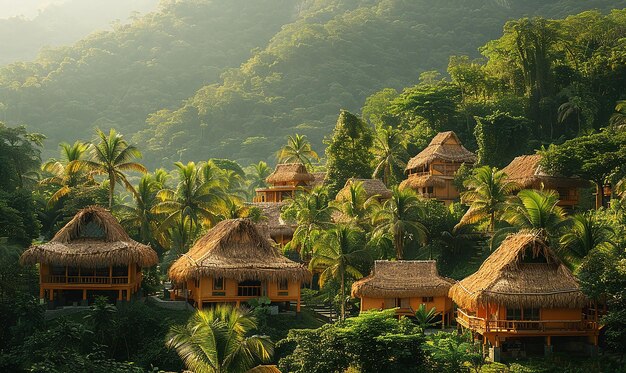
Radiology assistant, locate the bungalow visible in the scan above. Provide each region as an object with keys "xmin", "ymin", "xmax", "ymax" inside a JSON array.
[
  {"xmin": 168, "ymin": 218, "xmax": 311, "ymax": 312},
  {"xmin": 400, "ymin": 131, "xmax": 476, "ymax": 205},
  {"xmin": 449, "ymin": 232, "xmax": 601, "ymax": 361},
  {"xmin": 351, "ymin": 260, "xmax": 455, "ymax": 325},
  {"xmin": 20, "ymin": 206, "xmax": 158, "ymax": 306}
]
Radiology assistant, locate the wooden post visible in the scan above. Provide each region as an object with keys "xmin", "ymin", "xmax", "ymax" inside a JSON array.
[
  {"xmin": 127, "ymin": 264, "xmax": 132, "ymax": 284},
  {"xmin": 65, "ymin": 266, "xmax": 68, "ymax": 284},
  {"xmin": 126, "ymin": 287, "xmax": 131, "ymax": 301},
  {"xmin": 82, "ymin": 289, "xmax": 87, "ymax": 301},
  {"xmin": 49, "ymin": 289, "xmax": 54, "ymax": 301},
  {"xmin": 109, "ymin": 265, "xmax": 112, "ymax": 284},
  {"xmin": 118, "ymin": 289, "xmax": 122, "ymax": 301},
  {"xmin": 297, "ymin": 284, "xmax": 302, "ymax": 313}
]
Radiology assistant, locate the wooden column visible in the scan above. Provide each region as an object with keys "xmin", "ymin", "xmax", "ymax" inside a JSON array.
[
  {"xmin": 118, "ymin": 289, "xmax": 123, "ymax": 301},
  {"xmin": 109, "ymin": 265, "xmax": 112, "ymax": 284},
  {"xmin": 126, "ymin": 287, "xmax": 131, "ymax": 301},
  {"xmin": 296, "ymin": 284, "xmax": 300, "ymax": 313},
  {"xmin": 49, "ymin": 289, "xmax": 54, "ymax": 301},
  {"xmin": 127, "ymin": 264, "xmax": 132, "ymax": 284},
  {"xmin": 82, "ymin": 289, "xmax": 87, "ymax": 301},
  {"xmin": 197, "ymin": 279, "xmax": 202, "ymax": 309}
]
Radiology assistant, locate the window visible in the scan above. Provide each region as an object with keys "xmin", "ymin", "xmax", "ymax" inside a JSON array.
[
  {"xmin": 523, "ymin": 308, "xmax": 540, "ymax": 321},
  {"xmin": 422, "ymin": 296, "xmax": 434, "ymax": 303},
  {"xmin": 506, "ymin": 308, "xmax": 521, "ymax": 320},
  {"xmin": 426, "ymin": 187, "xmax": 434, "ymax": 194},
  {"xmin": 213, "ymin": 277, "xmax": 224, "ymax": 291},
  {"xmin": 278, "ymin": 279, "xmax": 289, "ymax": 291}
]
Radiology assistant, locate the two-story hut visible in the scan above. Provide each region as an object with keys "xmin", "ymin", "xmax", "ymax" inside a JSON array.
[
  {"xmin": 20, "ymin": 206, "xmax": 158, "ymax": 306},
  {"xmin": 253, "ymin": 163, "xmax": 315, "ymax": 203},
  {"xmin": 449, "ymin": 232, "xmax": 600, "ymax": 361},
  {"xmin": 400, "ymin": 131, "xmax": 476, "ymax": 205},
  {"xmin": 351, "ymin": 260, "xmax": 455, "ymax": 324},
  {"xmin": 168, "ymin": 219, "xmax": 311, "ymax": 312}
]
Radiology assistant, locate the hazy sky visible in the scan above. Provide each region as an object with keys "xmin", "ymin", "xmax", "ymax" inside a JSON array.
[{"xmin": 0, "ymin": 0, "xmax": 70, "ymax": 19}]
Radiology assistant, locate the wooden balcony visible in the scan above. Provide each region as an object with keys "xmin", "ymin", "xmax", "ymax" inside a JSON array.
[
  {"xmin": 42, "ymin": 275, "xmax": 131, "ymax": 286},
  {"xmin": 456, "ymin": 308, "xmax": 598, "ymax": 335}
]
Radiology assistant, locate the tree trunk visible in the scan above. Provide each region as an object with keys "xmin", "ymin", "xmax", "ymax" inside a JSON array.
[
  {"xmin": 108, "ymin": 172, "xmax": 115, "ymax": 208},
  {"xmin": 340, "ymin": 270, "xmax": 345, "ymax": 321}
]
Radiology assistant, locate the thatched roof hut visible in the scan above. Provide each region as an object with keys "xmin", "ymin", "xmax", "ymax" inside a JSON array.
[
  {"xmin": 336, "ymin": 178, "xmax": 392, "ymax": 201},
  {"xmin": 266, "ymin": 163, "xmax": 315, "ymax": 185},
  {"xmin": 449, "ymin": 232, "xmax": 588, "ymax": 310},
  {"xmin": 502, "ymin": 154, "xmax": 590, "ymax": 189},
  {"xmin": 249, "ymin": 202, "xmax": 295, "ymax": 238},
  {"xmin": 168, "ymin": 218, "xmax": 310, "ymax": 283},
  {"xmin": 311, "ymin": 172, "xmax": 327, "ymax": 188},
  {"xmin": 405, "ymin": 131, "xmax": 476, "ymax": 171},
  {"xmin": 399, "ymin": 174, "xmax": 447, "ymax": 190},
  {"xmin": 351, "ymin": 260, "xmax": 454, "ymax": 298},
  {"xmin": 20, "ymin": 206, "xmax": 158, "ymax": 268}
]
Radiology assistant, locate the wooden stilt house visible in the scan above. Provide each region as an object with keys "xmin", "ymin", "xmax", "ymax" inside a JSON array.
[
  {"xmin": 351, "ymin": 260, "xmax": 455, "ymax": 324},
  {"xmin": 253, "ymin": 163, "xmax": 315, "ymax": 203},
  {"xmin": 400, "ymin": 131, "xmax": 476, "ymax": 205},
  {"xmin": 20, "ymin": 206, "xmax": 158, "ymax": 306},
  {"xmin": 168, "ymin": 219, "xmax": 311, "ymax": 312},
  {"xmin": 502, "ymin": 154, "xmax": 590, "ymax": 210},
  {"xmin": 449, "ymin": 232, "xmax": 600, "ymax": 361}
]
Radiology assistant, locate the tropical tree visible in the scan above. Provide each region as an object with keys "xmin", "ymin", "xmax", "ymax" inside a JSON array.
[
  {"xmin": 371, "ymin": 187, "xmax": 427, "ymax": 260},
  {"xmin": 494, "ymin": 189, "xmax": 568, "ymax": 247},
  {"xmin": 166, "ymin": 305, "xmax": 273, "ymax": 373},
  {"xmin": 332, "ymin": 181, "xmax": 376, "ymax": 229},
  {"xmin": 457, "ymin": 166, "xmax": 519, "ymax": 232},
  {"xmin": 282, "ymin": 186, "xmax": 335, "ymax": 259},
  {"xmin": 73, "ymin": 129, "xmax": 147, "ymax": 208},
  {"xmin": 609, "ymin": 100, "xmax": 626, "ymax": 128},
  {"xmin": 559, "ymin": 212, "xmax": 616, "ymax": 267},
  {"xmin": 371, "ymin": 126, "xmax": 407, "ymax": 187},
  {"xmin": 276, "ymin": 134, "xmax": 319, "ymax": 167},
  {"xmin": 116, "ymin": 169, "xmax": 168, "ymax": 244},
  {"xmin": 40, "ymin": 141, "xmax": 93, "ymax": 207},
  {"xmin": 152, "ymin": 161, "xmax": 228, "ymax": 251},
  {"xmin": 414, "ymin": 304, "xmax": 441, "ymax": 331},
  {"xmin": 309, "ymin": 224, "xmax": 368, "ymax": 320},
  {"xmin": 247, "ymin": 161, "xmax": 272, "ymax": 196}
]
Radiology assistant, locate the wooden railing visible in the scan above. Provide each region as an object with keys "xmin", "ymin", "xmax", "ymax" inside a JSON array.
[
  {"xmin": 456, "ymin": 308, "xmax": 598, "ymax": 333},
  {"xmin": 43, "ymin": 275, "xmax": 129, "ymax": 285},
  {"xmin": 237, "ymin": 286, "xmax": 262, "ymax": 297}
]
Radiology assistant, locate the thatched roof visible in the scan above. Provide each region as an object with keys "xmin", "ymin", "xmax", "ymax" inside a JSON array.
[
  {"xmin": 399, "ymin": 174, "xmax": 447, "ymax": 190},
  {"xmin": 502, "ymin": 154, "xmax": 590, "ymax": 189},
  {"xmin": 266, "ymin": 163, "xmax": 315, "ymax": 185},
  {"xmin": 20, "ymin": 206, "xmax": 157, "ymax": 268},
  {"xmin": 336, "ymin": 178, "xmax": 392, "ymax": 201},
  {"xmin": 249, "ymin": 202, "xmax": 295, "ymax": 238},
  {"xmin": 311, "ymin": 172, "xmax": 327, "ymax": 188},
  {"xmin": 351, "ymin": 260, "xmax": 455, "ymax": 298},
  {"xmin": 449, "ymin": 232, "xmax": 587, "ymax": 310},
  {"xmin": 168, "ymin": 219, "xmax": 310, "ymax": 283},
  {"xmin": 405, "ymin": 131, "xmax": 476, "ymax": 171}
]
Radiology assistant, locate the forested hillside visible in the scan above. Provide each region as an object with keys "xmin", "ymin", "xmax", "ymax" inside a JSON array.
[
  {"xmin": 0, "ymin": 0, "xmax": 297, "ymax": 158},
  {"xmin": 0, "ymin": 0, "xmax": 158, "ymax": 65},
  {"xmin": 0, "ymin": 0, "xmax": 624, "ymax": 166}
]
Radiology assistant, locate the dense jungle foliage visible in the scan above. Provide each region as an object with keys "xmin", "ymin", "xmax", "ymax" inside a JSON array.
[{"xmin": 0, "ymin": 0, "xmax": 624, "ymax": 166}]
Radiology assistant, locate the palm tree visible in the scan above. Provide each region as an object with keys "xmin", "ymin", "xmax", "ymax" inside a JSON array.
[
  {"xmin": 332, "ymin": 181, "xmax": 377, "ymax": 229},
  {"xmin": 457, "ymin": 166, "xmax": 519, "ymax": 232},
  {"xmin": 560, "ymin": 212, "xmax": 615, "ymax": 267},
  {"xmin": 309, "ymin": 224, "xmax": 368, "ymax": 320},
  {"xmin": 370, "ymin": 187, "xmax": 427, "ymax": 260},
  {"xmin": 281, "ymin": 186, "xmax": 336, "ymax": 259},
  {"xmin": 116, "ymin": 169, "xmax": 169, "ymax": 244},
  {"xmin": 371, "ymin": 126, "xmax": 407, "ymax": 187},
  {"xmin": 73, "ymin": 129, "xmax": 147, "ymax": 208},
  {"xmin": 609, "ymin": 100, "xmax": 626, "ymax": 128},
  {"xmin": 414, "ymin": 304, "xmax": 441, "ymax": 331},
  {"xmin": 166, "ymin": 305, "xmax": 273, "ymax": 373},
  {"xmin": 247, "ymin": 161, "xmax": 271, "ymax": 195},
  {"xmin": 276, "ymin": 134, "xmax": 319, "ymax": 167},
  {"xmin": 40, "ymin": 141, "xmax": 93, "ymax": 207},
  {"xmin": 152, "ymin": 161, "xmax": 228, "ymax": 251},
  {"xmin": 494, "ymin": 189, "xmax": 568, "ymax": 248}
]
